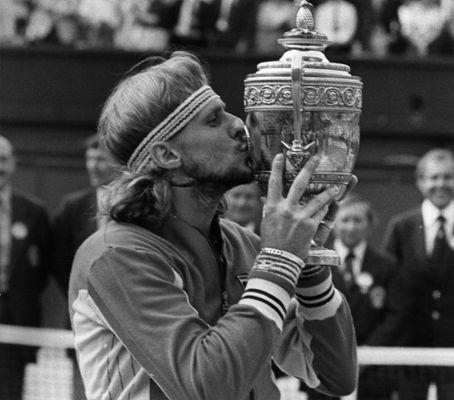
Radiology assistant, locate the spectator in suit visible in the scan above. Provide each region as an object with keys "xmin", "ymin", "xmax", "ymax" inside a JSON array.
[
  {"xmin": 0, "ymin": 135, "xmax": 51, "ymax": 400},
  {"xmin": 304, "ymin": 194, "xmax": 398, "ymax": 400},
  {"xmin": 51, "ymin": 135, "xmax": 117, "ymax": 400},
  {"xmin": 223, "ymin": 181, "xmax": 262, "ymax": 235},
  {"xmin": 383, "ymin": 148, "xmax": 454, "ymax": 400},
  {"xmin": 51, "ymin": 135, "xmax": 117, "ymax": 295}
]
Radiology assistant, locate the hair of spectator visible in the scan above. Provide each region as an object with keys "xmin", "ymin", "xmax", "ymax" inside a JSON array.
[
  {"xmin": 98, "ymin": 51, "xmax": 209, "ymax": 229},
  {"xmin": 339, "ymin": 193, "xmax": 377, "ymax": 225},
  {"xmin": 84, "ymin": 134, "xmax": 100, "ymax": 151},
  {"xmin": 415, "ymin": 148, "xmax": 454, "ymax": 180}
]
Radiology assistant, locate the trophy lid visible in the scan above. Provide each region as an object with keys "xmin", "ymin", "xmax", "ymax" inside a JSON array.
[{"xmin": 244, "ymin": 0, "xmax": 362, "ymax": 113}]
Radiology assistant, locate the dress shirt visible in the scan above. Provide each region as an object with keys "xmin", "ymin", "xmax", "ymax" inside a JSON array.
[
  {"xmin": 0, "ymin": 186, "xmax": 12, "ymax": 292},
  {"xmin": 334, "ymin": 239, "xmax": 367, "ymax": 279},
  {"xmin": 421, "ymin": 199, "xmax": 454, "ymax": 255}
]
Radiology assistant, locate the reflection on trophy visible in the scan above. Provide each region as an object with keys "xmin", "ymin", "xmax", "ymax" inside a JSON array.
[{"xmin": 244, "ymin": 0, "xmax": 362, "ymax": 267}]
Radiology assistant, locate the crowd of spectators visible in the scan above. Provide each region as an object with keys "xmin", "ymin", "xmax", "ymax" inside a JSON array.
[{"xmin": 2, "ymin": 0, "xmax": 454, "ymax": 57}]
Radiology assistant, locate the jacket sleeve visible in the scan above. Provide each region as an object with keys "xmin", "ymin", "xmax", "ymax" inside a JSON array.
[
  {"xmin": 273, "ymin": 266, "xmax": 357, "ymax": 397},
  {"xmin": 50, "ymin": 200, "xmax": 75, "ymax": 296},
  {"xmin": 382, "ymin": 218, "xmax": 402, "ymax": 264},
  {"xmin": 86, "ymin": 245, "xmax": 285, "ymax": 400}
]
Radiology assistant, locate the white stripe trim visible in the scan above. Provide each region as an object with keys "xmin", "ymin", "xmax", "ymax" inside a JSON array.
[
  {"xmin": 296, "ymin": 273, "xmax": 332, "ymax": 297},
  {"xmin": 239, "ymin": 278, "xmax": 292, "ymax": 330},
  {"xmin": 296, "ymin": 288, "xmax": 343, "ymax": 320}
]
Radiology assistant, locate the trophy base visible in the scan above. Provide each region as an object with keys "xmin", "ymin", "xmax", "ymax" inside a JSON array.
[{"xmin": 304, "ymin": 246, "xmax": 340, "ymax": 267}]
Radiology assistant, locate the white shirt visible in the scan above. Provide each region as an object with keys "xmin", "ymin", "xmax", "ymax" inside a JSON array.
[
  {"xmin": 0, "ymin": 186, "xmax": 12, "ymax": 291},
  {"xmin": 334, "ymin": 239, "xmax": 367, "ymax": 279},
  {"xmin": 421, "ymin": 199, "xmax": 454, "ymax": 255}
]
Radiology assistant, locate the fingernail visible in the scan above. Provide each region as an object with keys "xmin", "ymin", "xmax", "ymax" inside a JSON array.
[
  {"xmin": 311, "ymin": 155, "xmax": 321, "ymax": 165},
  {"xmin": 329, "ymin": 186, "xmax": 340, "ymax": 194}
]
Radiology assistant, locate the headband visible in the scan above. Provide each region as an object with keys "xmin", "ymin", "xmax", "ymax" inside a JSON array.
[{"xmin": 127, "ymin": 85, "xmax": 220, "ymax": 173}]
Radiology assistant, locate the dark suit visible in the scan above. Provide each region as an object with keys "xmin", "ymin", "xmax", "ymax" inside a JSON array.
[
  {"xmin": 51, "ymin": 188, "xmax": 97, "ymax": 295},
  {"xmin": 304, "ymin": 245, "xmax": 398, "ymax": 400},
  {"xmin": 0, "ymin": 192, "xmax": 50, "ymax": 400},
  {"xmin": 383, "ymin": 207, "xmax": 454, "ymax": 400}
]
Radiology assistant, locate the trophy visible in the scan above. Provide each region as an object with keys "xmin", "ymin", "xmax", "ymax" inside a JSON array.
[{"xmin": 244, "ymin": 0, "xmax": 362, "ymax": 267}]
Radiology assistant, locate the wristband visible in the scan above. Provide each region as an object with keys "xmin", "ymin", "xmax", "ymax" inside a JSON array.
[{"xmin": 261, "ymin": 247, "xmax": 305, "ymax": 270}]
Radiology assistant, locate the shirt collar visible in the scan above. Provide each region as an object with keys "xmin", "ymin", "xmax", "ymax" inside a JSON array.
[
  {"xmin": 334, "ymin": 239, "xmax": 367, "ymax": 261},
  {"xmin": 0, "ymin": 186, "xmax": 12, "ymax": 209},
  {"xmin": 421, "ymin": 199, "xmax": 454, "ymax": 226}
]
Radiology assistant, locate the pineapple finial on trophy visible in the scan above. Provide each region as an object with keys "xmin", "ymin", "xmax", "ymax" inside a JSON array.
[{"xmin": 295, "ymin": 1, "xmax": 315, "ymax": 32}]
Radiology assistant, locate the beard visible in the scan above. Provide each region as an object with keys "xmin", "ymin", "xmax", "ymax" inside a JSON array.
[{"xmin": 182, "ymin": 157, "xmax": 254, "ymax": 189}]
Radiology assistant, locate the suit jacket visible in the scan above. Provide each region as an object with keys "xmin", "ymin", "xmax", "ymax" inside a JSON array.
[
  {"xmin": 51, "ymin": 188, "xmax": 97, "ymax": 296},
  {"xmin": 332, "ymin": 246, "xmax": 398, "ymax": 346},
  {"xmin": 3, "ymin": 192, "xmax": 50, "ymax": 327},
  {"xmin": 383, "ymin": 207, "xmax": 454, "ymax": 347}
]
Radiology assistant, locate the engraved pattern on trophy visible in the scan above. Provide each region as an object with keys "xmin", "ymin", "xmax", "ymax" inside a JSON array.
[
  {"xmin": 244, "ymin": 83, "xmax": 362, "ymax": 110},
  {"xmin": 244, "ymin": 0, "xmax": 362, "ymax": 267}
]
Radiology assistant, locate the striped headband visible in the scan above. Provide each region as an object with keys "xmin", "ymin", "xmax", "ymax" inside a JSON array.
[{"xmin": 127, "ymin": 85, "xmax": 220, "ymax": 173}]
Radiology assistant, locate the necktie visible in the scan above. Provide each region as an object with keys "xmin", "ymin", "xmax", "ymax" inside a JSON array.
[
  {"xmin": 344, "ymin": 251, "xmax": 355, "ymax": 289},
  {"xmin": 431, "ymin": 215, "xmax": 450, "ymax": 267}
]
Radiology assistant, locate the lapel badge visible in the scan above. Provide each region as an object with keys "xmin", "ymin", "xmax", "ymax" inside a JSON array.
[{"xmin": 12, "ymin": 221, "xmax": 28, "ymax": 240}]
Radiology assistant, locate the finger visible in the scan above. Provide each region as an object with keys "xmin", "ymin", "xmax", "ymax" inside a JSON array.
[
  {"xmin": 286, "ymin": 155, "xmax": 321, "ymax": 204},
  {"xmin": 301, "ymin": 186, "xmax": 339, "ymax": 217},
  {"xmin": 312, "ymin": 205, "xmax": 329, "ymax": 224},
  {"xmin": 323, "ymin": 201, "xmax": 339, "ymax": 223},
  {"xmin": 266, "ymin": 153, "xmax": 284, "ymax": 203},
  {"xmin": 313, "ymin": 213, "xmax": 337, "ymax": 246}
]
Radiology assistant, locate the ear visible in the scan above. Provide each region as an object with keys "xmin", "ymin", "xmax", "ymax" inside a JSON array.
[{"xmin": 147, "ymin": 141, "xmax": 182, "ymax": 170}]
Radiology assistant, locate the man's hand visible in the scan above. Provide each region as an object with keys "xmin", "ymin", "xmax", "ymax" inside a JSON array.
[{"xmin": 260, "ymin": 153, "xmax": 340, "ymax": 260}]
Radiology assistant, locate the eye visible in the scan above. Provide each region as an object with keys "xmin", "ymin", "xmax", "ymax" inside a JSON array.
[{"xmin": 208, "ymin": 112, "xmax": 220, "ymax": 126}]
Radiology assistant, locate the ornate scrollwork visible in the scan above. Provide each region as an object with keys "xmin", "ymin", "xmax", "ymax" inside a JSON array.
[{"xmin": 244, "ymin": 82, "xmax": 362, "ymax": 111}]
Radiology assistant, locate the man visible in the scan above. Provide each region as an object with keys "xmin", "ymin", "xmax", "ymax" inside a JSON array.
[
  {"xmin": 223, "ymin": 182, "xmax": 262, "ymax": 234},
  {"xmin": 69, "ymin": 52, "xmax": 357, "ymax": 400},
  {"xmin": 0, "ymin": 135, "xmax": 50, "ymax": 400},
  {"xmin": 383, "ymin": 148, "xmax": 454, "ymax": 400},
  {"xmin": 51, "ymin": 134, "xmax": 117, "ymax": 295},
  {"xmin": 51, "ymin": 135, "xmax": 117, "ymax": 400},
  {"xmin": 303, "ymin": 194, "xmax": 398, "ymax": 400}
]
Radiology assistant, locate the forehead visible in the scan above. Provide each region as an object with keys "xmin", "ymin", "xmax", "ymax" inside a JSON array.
[
  {"xmin": 338, "ymin": 202, "xmax": 369, "ymax": 217},
  {"xmin": 86, "ymin": 147, "xmax": 108, "ymax": 158},
  {"xmin": 0, "ymin": 138, "xmax": 13, "ymax": 157},
  {"xmin": 193, "ymin": 97, "xmax": 225, "ymax": 119},
  {"xmin": 422, "ymin": 158, "xmax": 454, "ymax": 176}
]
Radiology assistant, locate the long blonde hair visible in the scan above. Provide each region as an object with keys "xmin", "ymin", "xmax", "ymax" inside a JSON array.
[{"xmin": 98, "ymin": 51, "xmax": 209, "ymax": 229}]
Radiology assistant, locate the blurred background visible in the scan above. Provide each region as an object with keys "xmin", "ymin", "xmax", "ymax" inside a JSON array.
[
  {"xmin": 0, "ymin": 1, "xmax": 454, "ymax": 398},
  {"xmin": 1, "ymin": 0, "xmax": 454, "ymax": 321}
]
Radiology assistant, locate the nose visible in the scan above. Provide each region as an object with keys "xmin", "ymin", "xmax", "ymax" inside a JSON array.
[{"xmin": 229, "ymin": 115, "xmax": 251, "ymax": 152}]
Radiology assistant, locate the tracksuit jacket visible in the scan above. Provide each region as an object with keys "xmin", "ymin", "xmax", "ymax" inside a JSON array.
[{"xmin": 69, "ymin": 216, "xmax": 357, "ymax": 400}]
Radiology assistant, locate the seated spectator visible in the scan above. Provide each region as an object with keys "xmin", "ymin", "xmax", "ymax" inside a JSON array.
[
  {"xmin": 211, "ymin": 0, "xmax": 260, "ymax": 53},
  {"xmin": 172, "ymin": 0, "xmax": 220, "ymax": 49},
  {"xmin": 0, "ymin": 135, "xmax": 50, "ymax": 400},
  {"xmin": 255, "ymin": 0, "xmax": 296, "ymax": 54}
]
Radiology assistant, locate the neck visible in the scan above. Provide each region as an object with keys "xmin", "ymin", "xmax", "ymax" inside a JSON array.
[{"xmin": 172, "ymin": 184, "xmax": 224, "ymax": 235}]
